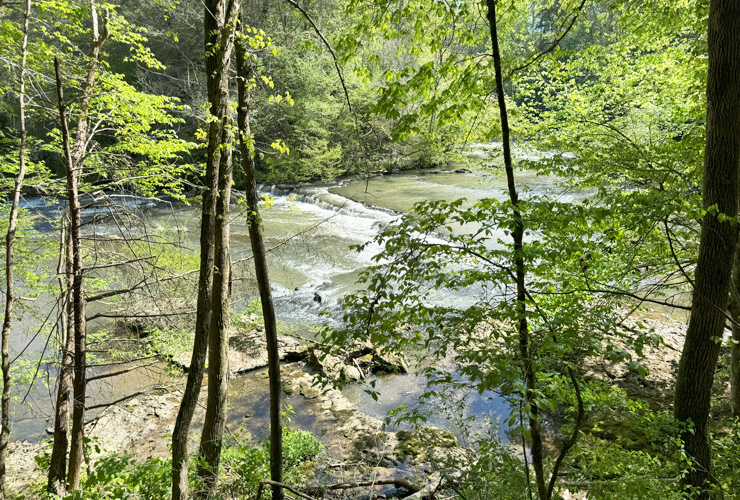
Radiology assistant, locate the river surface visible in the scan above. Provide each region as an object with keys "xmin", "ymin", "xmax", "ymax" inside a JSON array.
[{"xmin": 8, "ymin": 147, "xmax": 583, "ymax": 444}]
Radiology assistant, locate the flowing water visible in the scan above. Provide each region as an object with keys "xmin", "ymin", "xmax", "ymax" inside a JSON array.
[{"xmin": 8, "ymin": 148, "xmax": 582, "ymax": 443}]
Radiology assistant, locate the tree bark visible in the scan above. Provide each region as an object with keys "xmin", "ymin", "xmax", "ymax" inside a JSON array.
[
  {"xmin": 485, "ymin": 1, "xmax": 546, "ymax": 498},
  {"xmin": 729, "ymin": 250, "xmax": 740, "ymax": 419},
  {"xmin": 0, "ymin": 0, "xmax": 32, "ymax": 497},
  {"xmin": 674, "ymin": 0, "xmax": 740, "ymax": 496},
  {"xmin": 47, "ymin": 222, "xmax": 75, "ymax": 496},
  {"xmin": 171, "ymin": 1, "xmax": 237, "ymax": 498},
  {"xmin": 235, "ymin": 23, "xmax": 284, "ymax": 500},
  {"xmin": 197, "ymin": 1, "xmax": 238, "ymax": 492},
  {"xmin": 53, "ymin": 2, "xmax": 108, "ymax": 489}
]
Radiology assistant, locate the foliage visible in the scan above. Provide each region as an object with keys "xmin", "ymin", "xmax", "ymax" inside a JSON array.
[
  {"xmin": 221, "ymin": 413, "xmax": 325, "ymax": 499},
  {"xmin": 26, "ymin": 418, "xmax": 324, "ymax": 499},
  {"xmin": 457, "ymin": 432, "xmax": 530, "ymax": 500},
  {"xmin": 64, "ymin": 454, "xmax": 171, "ymax": 500},
  {"xmin": 712, "ymin": 420, "xmax": 740, "ymax": 499}
]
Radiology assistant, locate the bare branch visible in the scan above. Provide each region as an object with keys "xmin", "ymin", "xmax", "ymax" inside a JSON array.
[{"xmin": 503, "ymin": 0, "xmax": 588, "ymax": 83}]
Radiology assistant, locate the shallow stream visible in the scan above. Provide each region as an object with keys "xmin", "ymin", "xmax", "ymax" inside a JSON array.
[{"xmin": 9, "ymin": 146, "xmax": 582, "ymax": 444}]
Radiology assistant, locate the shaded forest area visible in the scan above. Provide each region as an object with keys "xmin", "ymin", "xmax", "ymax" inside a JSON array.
[{"xmin": 1, "ymin": 0, "xmax": 740, "ymax": 499}]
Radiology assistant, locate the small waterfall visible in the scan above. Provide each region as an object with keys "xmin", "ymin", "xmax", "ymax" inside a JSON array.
[{"xmin": 257, "ymin": 184, "xmax": 399, "ymax": 220}]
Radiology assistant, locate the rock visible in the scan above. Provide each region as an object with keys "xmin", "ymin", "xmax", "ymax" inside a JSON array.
[
  {"xmin": 371, "ymin": 351, "xmax": 408, "ymax": 374},
  {"xmin": 308, "ymin": 343, "xmax": 408, "ymax": 382},
  {"xmin": 308, "ymin": 351, "xmax": 345, "ymax": 380},
  {"xmin": 171, "ymin": 324, "xmax": 307, "ymax": 376},
  {"xmin": 454, "ymin": 168, "xmax": 472, "ymax": 173},
  {"xmin": 342, "ymin": 364, "xmax": 363, "ymax": 381},
  {"xmin": 395, "ymin": 427, "xmax": 459, "ymax": 463}
]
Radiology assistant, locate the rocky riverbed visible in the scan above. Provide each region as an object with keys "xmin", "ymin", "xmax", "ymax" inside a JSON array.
[
  {"xmin": 6, "ymin": 313, "xmax": 450, "ymax": 498},
  {"xmin": 9, "ymin": 311, "xmax": 715, "ymax": 499}
]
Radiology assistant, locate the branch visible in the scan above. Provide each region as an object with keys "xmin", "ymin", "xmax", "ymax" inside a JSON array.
[
  {"xmin": 254, "ymin": 480, "xmax": 317, "ymax": 500},
  {"xmin": 546, "ymin": 366, "xmax": 586, "ymax": 500},
  {"xmin": 85, "ymin": 362, "xmax": 158, "ymax": 383},
  {"xmin": 280, "ymin": 0, "xmax": 380, "ymax": 160},
  {"xmin": 86, "ymin": 355, "xmax": 159, "ymax": 368},
  {"xmin": 663, "ymin": 219, "xmax": 695, "ymax": 289},
  {"xmin": 85, "ymin": 269, "xmax": 199, "ymax": 303},
  {"xmin": 303, "ymin": 477, "xmax": 422, "ymax": 495},
  {"xmin": 85, "ymin": 391, "xmax": 144, "ymax": 411},
  {"xmin": 82, "ymin": 255, "xmax": 155, "ymax": 271},
  {"xmin": 503, "ymin": 0, "xmax": 588, "ymax": 83},
  {"xmin": 86, "ymin": 310, "xmax": 194, "ymax": 322},
  {"xmin": 281, "ymin": 0, "xmax": 353, "ymax": 115}
]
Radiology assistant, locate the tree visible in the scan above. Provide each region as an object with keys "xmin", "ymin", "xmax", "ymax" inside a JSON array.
[
  {"xmin": 171, "ymin": 0, "xmax": 239, "ymax": 497},
  {"xmin": 673, "ymin": 0, "xmax": 740, "ymax": 496},
  {"xmin": 0, "ymin": 0, "xmax": 31, "ymax": 497},
  {"xmin": 198, "ymin": 0, "xmax": 239, "ymax": 492},
  {"xmin": 334, "ymin": 1, "xmax": 595, "ymax": 498},
  {"xmin": 52, "ymin": 0, "xmax": 109, "ymax": 488},
  {"xmin": 40, "ymin": 1, "xmax": 195, "ymax": 492},
  {"xmin": 484, "ymin": 0, "xmax": 546, "ymax": 495},
  {"xmin": 235, "ymin": 17, "xmax": 284, "ymax": 499},
  {"xmin": 731, "ymin": 254, "xmax": 740, "ymax": 419}
]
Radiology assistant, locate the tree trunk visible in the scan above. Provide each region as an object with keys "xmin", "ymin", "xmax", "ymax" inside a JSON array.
[
  {"xmin": 53, "ymin": 4, "xmax": 107, "ymax": 489},
  {"xmin": 47, "ymin": 222, "xmax": 75, "ymax": 496},
  {"xmin": 171, "ymin": 1, "xmax": 237, "ymax": 498},
  {"xmin": 485, "ymin": 1, "xmax": 545, "ymax": 498},
  {"xmin": 730, "ymin": 250, "xmax": 740, "ymax": 419},
  {"xmin": 0, "ymin": 1, "xmax": 32, "ymax": 497},
  {"xmin": 54, "ymin": 56, "xmax": 86, "ymax": 493},
  {"xmin": 197, "ymin": 1, "xmax": 238, "ymax": 490},
  {"xmin": 235, "ymin": 24, "xmax": 284, "ymax": 500},
  {"xmin": 674, "ymin": 0, "xmax": 740, "ymax": 496}
]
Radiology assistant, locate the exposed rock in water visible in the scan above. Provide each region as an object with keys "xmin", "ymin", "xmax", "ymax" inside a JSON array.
[
  {"xmin": 307, "ymin": 342, "xmax": 408, "ymax": 383},
  {"xmin": 165, "ymin": 313, "xmax": 308, "ymax": 376},
  {"xmin": 394, "ymin": 427, "xmax": 460, "ymax": 463}
]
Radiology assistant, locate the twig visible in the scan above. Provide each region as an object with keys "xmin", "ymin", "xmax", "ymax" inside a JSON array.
[
  {"xmin": 85, "ymin": 391, "xmax": 145, "ymax": 411},
  {"xmin": 545, "ymin": 366, "xmax": 586, "ymax": 500},
  {"xmin": 503, "ymin": 0, "xmax": 588, "ymax": 83},
  {"xmin": 304, "ymin": 477, "xmax": 422, "ymax": 494},
  {"xmin": 255, "ymin": 480, "xmax": 317, "ymax": 500}
]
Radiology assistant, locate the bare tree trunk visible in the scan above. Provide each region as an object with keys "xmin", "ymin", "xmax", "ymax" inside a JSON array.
[
  {"xmin": 674, "ymin": 0, "xmax": 740, "ymax": 496},
  {"xmin": 47, "ymin": 221, "xmax": 75, "ymax": 496},
  {"xmin": 171, "ymin": 1, "xmax": 237, "ymax": 498},
  {"xmin": 235, "ymin": 24, "xmax": 284, "ymax": 500},
  {"xmin": 732, "ymin": 264, "xmax": 740, "ymax": 418},
  {"xmin": 53, "ymin": 4, "xmax": 108, "ymax": 489},
  {"xmin": 54, "ymin": 56, "xmax": 86, "ymax": 493},
  {"xmin": 485, "ymin": 1, "xmax": 545, "ymax": 498},
  {"xmin": 0, "ymin": 1, "xmax": 32, "ymax": 497},
  {"xmin": 197, "ymin": 1, "xmax": 238, "ymax": 490}
]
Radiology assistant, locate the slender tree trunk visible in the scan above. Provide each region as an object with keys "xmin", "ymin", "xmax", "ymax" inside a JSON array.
[
  {"xmin": 730, "ymin": 251, "xmax": 740, "ymax": 419},
  {"xmin": 674, "ymin": 0, "xmax": 740, "ymax": 496},
  {"xmin": 235, "ymin": 23, "xmax": 284, "ymax": 500},
  {"xmin": 171, "ymin": 1, "xmax": 237, "ymax": 498},
  {"xmin": 0, "ymin": 1, "xmax": 32, "ymax": 497},
  {"xmin": 485, "ymin": 1, "xmax": 545, "ymax": 498},
  {"xmin": 197, "ymin": 2, "xmax": 238, "ymax": 490},
  {"xmin": 53, "ymin": 5, "xmax": 107, "ymax": 489},
  {"xmin": 47, "ymin": 221, "xmax": 75, "ymax": 496},
  {"xmin": 54, "ymin": 56, "xmax": 86, "ymax": 493},
  {"xmin": 235, "ymin": 26, "xmax": 283, "ymax": 500}
]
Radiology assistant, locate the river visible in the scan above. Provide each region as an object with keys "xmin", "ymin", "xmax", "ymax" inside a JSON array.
[{"xmin": 8, "ymin": 146, "xmax": 582, "ymax": 444}]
